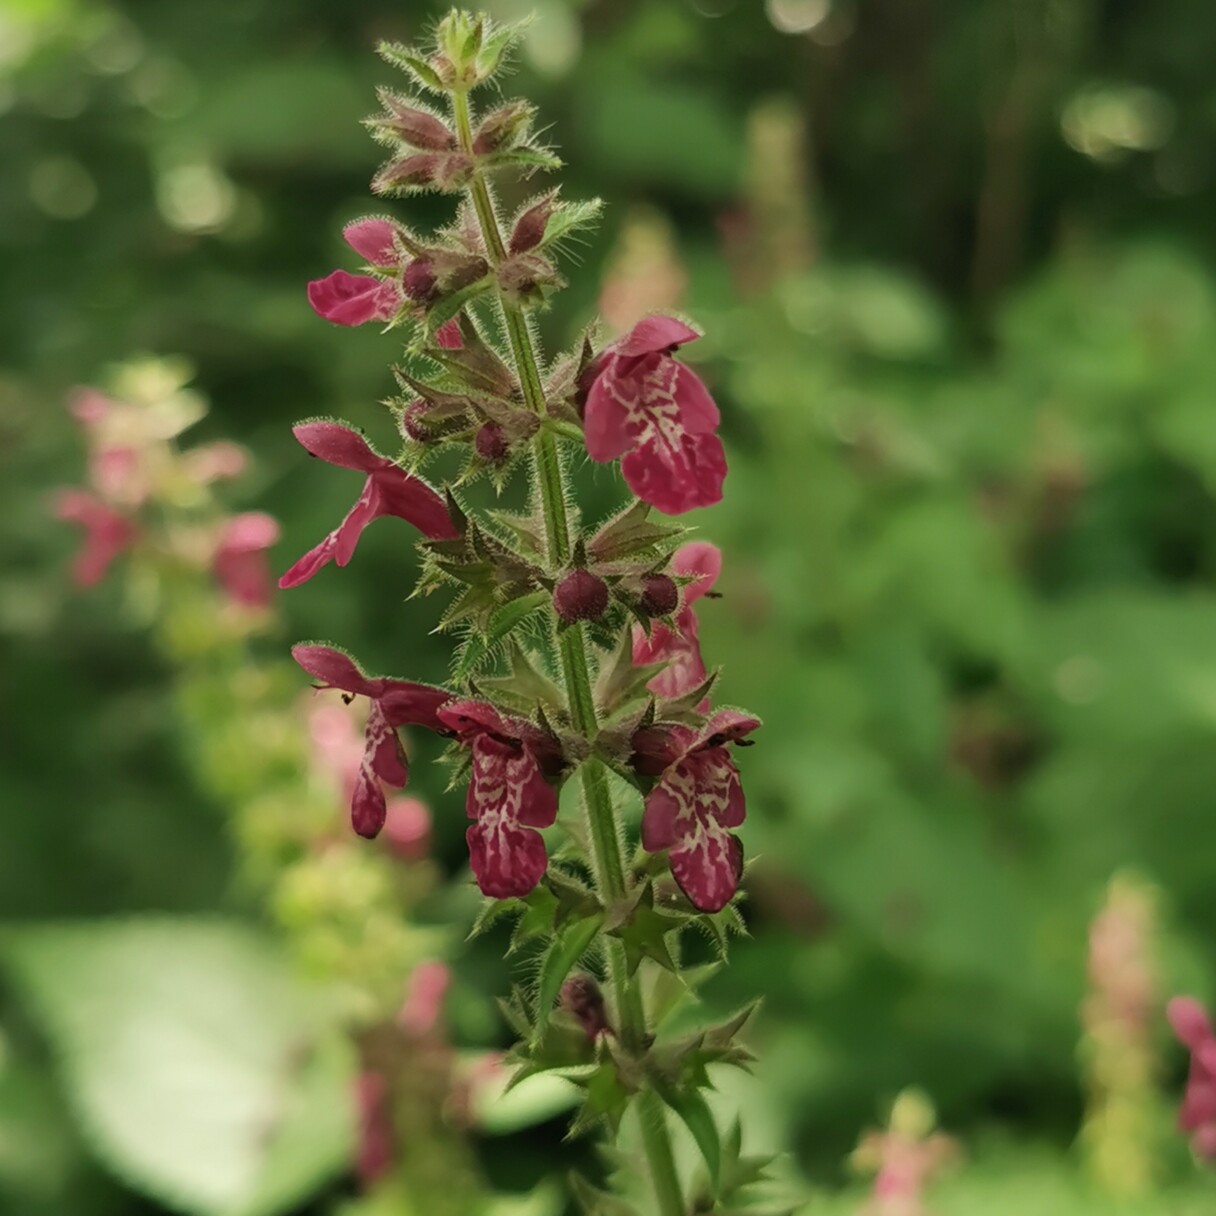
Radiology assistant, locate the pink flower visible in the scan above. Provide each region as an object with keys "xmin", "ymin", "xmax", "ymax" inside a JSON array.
[
  {"xmin": 634, "ymin": 708, "xmax": 759, "ymax": 912},
  {"xmin": 307, "ymin": 269, "xmax": 401, "ymax": 326},
  {"xmin": 308, "ymin": 220, "xmax": 405, "ymax": 325},
  {"xmin": 212, "ymin": 512, "xmax": 280, "ymax": 609},
  {"xmin": 382, "ymin": 796, "xmax": 431, "ymax": 861},
  {"xmin": 1168, "ymin": 996, "xmax": 1216, "ymax": 1161},
  {"xmin": 54, "ymin": 489, "xmax": 137, "ymax": 587},
  {"xmin": 632, "ymin": 541, "xmax": 721, "ymax": 700},
  {"xmin": 399, "ymin": 960, "xmax": 451, "ymax": 1037},
  {"xmin": 292, "ymin": 644, "xmax": 451, "ymax": 838},
  {"xmin": 88, "ymin": 445, "xmax": 147, "ymax": 507},
  {"xmin": 279, "ymin": 421, "xmax": 459, "ymax": 588},
  {"xmin": 437, "ymin": 700, "xmax": 563, "ymax": 900},
  {"xmin": 353, "ymin": 1071, "xmax": 394, "ymax": 1185},
  {"xmin": 583, "ymin": 315, "xmax": 726, "ymax": 515},
  {"xmin": 342, "ymin": 217, "xmax": 399, "ymax": 267},
  {"xmin": 68, "ymin": 386, "xmax": 115, "ymax": 428},
  {"xmin": 184, "ymin": 441, "xmax": 248, "ymax": 485}
]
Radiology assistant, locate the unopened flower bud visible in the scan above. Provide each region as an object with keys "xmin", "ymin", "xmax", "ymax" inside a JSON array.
[
  {"xmin": 559, "ymin": 973, "xmax": 609, "ymax": 1040},
  {"xmin": 509, "ymin": 193, "xmax": 556, "ymax": 255},
  {"xmin": 639, "ymin": 573, "xmax": 679, "ymax": 617},
  {"xmin": 402, "ymin": 258, "xmax": 437, "ymax": 302},
  {"xmin": 376, "ymin": 90, "xmax": 456, "ymax": 151},
  {"xmin": 497, "ymin": 252, "xmax": 561, "ymax": 306},
  {"xmin": 373, "ymin": 153, "xmax": 441, "ymax": 193},
  {"xmin": 554, "ymin": 568, "xmax": 609, "ymax": 624},
  {"xmin": 400, "ymin": 400, "xmax": 433, "ymax": 443},
  {"xmin": 472, "ymin": 100, "xmax": 534, "ymax": 155},
  {"xmin": 475, "ymin": 422, "xmax": 509, "ymax": 464}
]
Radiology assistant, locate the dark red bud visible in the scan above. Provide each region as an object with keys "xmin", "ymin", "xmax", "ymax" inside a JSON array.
[
  {"xmin": 431, "ymin": 152, "xmax": 474, "ymax": 193},
  {"xmin": 378, "ymin": 94, "xmax": 456, "ymax": 151},
  {"xmin": 400, "ymin": 400, "xmax": 432, "ymax": 443},
  {"xmin": 373, "ymin": 153, "xmax": 440, "ymax": 193},
  {"xmin": 472, "ymin": 101, "xmax": 532, "ymax": 154},
  {"xmin": 640, "ymin": 574, "xmax": 679, "ymax": 617},
  {"xmin": 402, "ymin": 258, "xmax": 438, "ymax": 302},
  {"xmin": 509, "ymin": 196, "xmax": 555, "ymax": 255},
  {"xmin": 475, "ymin": 422, "xmax": 509, "ymax": 463},
  {"xmin": 554, "ymin": 568, "xmax": 609, "ymax": 624},
  {"xmin": 559, "ymin": 973, "xmax": 610, "ymax": 1040}
]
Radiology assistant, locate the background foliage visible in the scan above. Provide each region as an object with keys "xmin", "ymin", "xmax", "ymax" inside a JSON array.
[{"xmin": 2, "ymin": 0, "xmax": 1215, "ymax": 1212}]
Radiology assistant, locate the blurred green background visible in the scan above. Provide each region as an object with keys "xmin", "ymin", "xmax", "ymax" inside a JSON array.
[{"xmin": 3, "ymin": 0, "xmax": 1216, "ymax": 1212}]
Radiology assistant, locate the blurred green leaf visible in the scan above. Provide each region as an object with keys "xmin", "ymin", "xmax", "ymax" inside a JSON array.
[{"xmin": 1, "ymin": 919, "xmax": 354, "ymax": 1216}]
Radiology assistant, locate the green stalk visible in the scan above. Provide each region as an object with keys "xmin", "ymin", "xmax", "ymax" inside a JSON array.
[{"xmin": 452, "ymin": 87, "xmax": 686, "ymax": 1216}]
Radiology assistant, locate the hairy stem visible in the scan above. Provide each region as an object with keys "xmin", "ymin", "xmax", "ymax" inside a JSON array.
[{"xmin": 452, "ymin": 87, "xmax": 686, "ymax": 1216}]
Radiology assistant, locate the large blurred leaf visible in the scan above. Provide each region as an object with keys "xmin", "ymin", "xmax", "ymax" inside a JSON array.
[{"xmin": 1, "ymin": 918, "xmax": 355, "ymax": 1216}]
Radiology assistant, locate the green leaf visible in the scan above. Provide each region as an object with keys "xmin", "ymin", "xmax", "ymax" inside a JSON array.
[
  {"xmin": 568, "ymin": 1171, "xmax": 640, "ymax": 1216},
  {"xmin": 566, "ymin": 1063, "xmax": 631, "ymax": 1139},
  {"xmin": 533, "ymin": 914, "xmax": 603, "ymax": 1041},
  {"xmin": 484, "ymin": 148, "xmax": 563, "ymax": 177},
  {"xmin": 475, "ymin": 19, "xmax": 529, "ymax": 80},
  {"xmin": 607, "ymin": 882, "xmax": 685, "ymax": 975},
  {"xmin": 470, "ymin": 1068, "xmax": 579, "ymax": 1135},
  {"xmin": 453, "ymin": 591, "xmax": 548, "ymax": 681},
  {"xmin": 540, "ymin": 198, "xmax": 605, "ymax": 252},
  {"xmin": 0, "ymin": 918, "xmax": 354, "ymax": 1216},
  {"xmin": 376, "ymin": 41, "xmax": 445, "ymax": 92},
  {"xmin": 654, "ymin": 1080, "xmax": 721, "ymax": 1190},
  {"xmin": 468, "ymin": 896, "xmax": 521, "ymax": 941},
  {"xmin": 508, "ymin": 885, "xmax": 559, "ymax": 955},
  {"xmin": 588, "ymin": 499, "xmax": 685, "ymax": 563},
  {"xmin": 425, "ymin": 275, "xmax": 496, "ymax": 336}
]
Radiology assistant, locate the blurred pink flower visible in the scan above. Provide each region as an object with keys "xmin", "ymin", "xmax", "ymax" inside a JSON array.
[
  {"xmin": 382, "ymin": 796, "xmax": 431, "ymax": 861},
  {"xmin": 353, "ymin": 1071, "xmax": 394, "ymax": 1184},
  {"xmin": 399, "ymin": 960, "xmax": 451, "ymax": 1037},
  {"xmin": 88, "ymin": 444, "xmax": 148, "ymax": 508},
  {"xmin": 54, "ymin": 489, "xmax": 137, "ymax": 587},
  {"xmin": 184, "ymin": 441, "xmax": 248, "ymax": 485},
  {"xmin": 212, "ymin": 512, "xmax": 280, "ymax": 609}
]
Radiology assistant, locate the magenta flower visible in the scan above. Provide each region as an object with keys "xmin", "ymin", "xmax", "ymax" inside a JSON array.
[
  {"xmin": 212, "ymin": 512, "xmax": 280, "ymax": 609},
  {"xmin": 1168, "ymin": 996, "xmax": 1216, "ymax": 1161},
  {"xmin": 342, "ymin": 217, "xmax": 399, "ymax": 266},
  {"xmin": 308, "ymin": 218, "xmax": 403, "ymax": 326},
  {"xmin": 279, "ymin": 421, "xmax": 459, "ymax": 588},
  {"xmin": 292, "ymin": 644, "xmax": 451, "ymax": 838},
  {"xmin": 634, "ymin": 708, "xmax": 759, "ymax": 912},
  {"xmin": 308, "ymin": 270, "xmax": 401, "ymax": 327},
  {"xmin": 437, "ymin": 700, "xmax": 562, "ymax": 900},
  {"xmin": 584, "ymin": 315, "xmax": 726, "ymax": 515},
  {"xmin": 54, "ymin": 489, "xmax": 138, "ymax": 588},
  {"xmin": 632, "ymin": 541, "xmax": 722, "ymax": 700}
]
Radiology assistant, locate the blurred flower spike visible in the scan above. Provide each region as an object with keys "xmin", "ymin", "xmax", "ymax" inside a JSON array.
[{"xmin": 54, "ymin": 363, "xmax": 280, "ymax": 614}]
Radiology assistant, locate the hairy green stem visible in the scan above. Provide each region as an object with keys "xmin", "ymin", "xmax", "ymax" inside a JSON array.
[{"xmin": 453, "ymin": 86, "xmax": 686, "ymax": 1216}]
